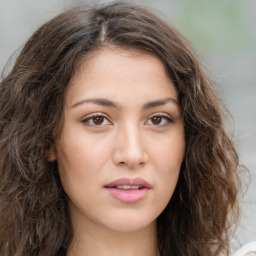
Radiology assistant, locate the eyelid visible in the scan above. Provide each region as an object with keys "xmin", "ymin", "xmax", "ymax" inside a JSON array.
[
  {"xmin": 145, "ymin": 112, "xmax": 174, "ymax": 126},
  {"xmin": 147, "ymin": 112, "xmax": 174, "ymax": 120},
  {"xmin": 81, "ymin": 112, "xmax": 112, "ymax": 126}
]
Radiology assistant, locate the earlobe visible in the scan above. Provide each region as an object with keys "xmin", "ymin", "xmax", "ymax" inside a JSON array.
[{"xmin": 48, "ymin": 144, "xmax": 57, "ymax": 162}]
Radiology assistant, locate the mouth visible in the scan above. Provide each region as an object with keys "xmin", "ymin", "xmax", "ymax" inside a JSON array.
[
  {"xmin": 104, "ymin": 177, "xmax": 152, "ymax": 203},
  {"xmin": 105, "ymin": 177, "xmax": 152, "ymax": 189},
  {"xmin": 114, "ymin": 185, "xmax": 143, "ymax": 190}
]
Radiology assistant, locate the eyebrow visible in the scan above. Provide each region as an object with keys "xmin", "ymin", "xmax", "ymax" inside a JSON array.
[
  {"xmin": 142, "ymin": 97, "xmax": 179, "ymax": 110},
  {"xmin": 72, "ymin": 97, "xmax": 178, "ymax": 109},
  {"xmin": 72, "ymin": 98, "xmax": 120, "ymax": 109}
]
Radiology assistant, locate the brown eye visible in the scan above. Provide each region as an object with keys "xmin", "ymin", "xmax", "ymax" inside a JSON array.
[
  {"xmin": 82, "ymin": 114, "xmax": 111, "ymax": 127},
  {"xmin": 145, "ymin": 114, "xmax": 173, "ymax": 127},
  {"xmin": 93, "ymin": 116, "xmax": 104, "ymax": 125},
  {"xmin": 151, "ymin": 116, "xmax": 162, "ymax": 125}
]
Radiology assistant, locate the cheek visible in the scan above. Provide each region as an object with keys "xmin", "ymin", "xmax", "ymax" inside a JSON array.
[
  {"xmin": 56, "ymin": 143, "xmax": 100, "ymax": 212},
  {"xmin": 153, "ymin": 129, "xmax": 185, "ymax": 171},
  {"xmin": 151, "ymin": 158, "xmax": 182, "ymax": 214},
  {"xmin": 57, "ymin": 129, "xmax": 110, "ymax": 172},
  {"xmin": 55, "ymin": 130, "xmax": 113, "ymax": 197},
  {"xmin": 151, "ymin": 129, "xmax": 185, "ymax": 202}
]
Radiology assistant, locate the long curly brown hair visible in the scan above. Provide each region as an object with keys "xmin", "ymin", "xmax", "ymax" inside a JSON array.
[{"xmin": 0, "ymin": 2, "xmax": 243, "ymax": 256}]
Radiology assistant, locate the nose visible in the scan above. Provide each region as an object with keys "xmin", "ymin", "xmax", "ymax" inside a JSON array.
[{"xmin": 112, "ymin": 123, "xmax": 149, "ymax": 169}]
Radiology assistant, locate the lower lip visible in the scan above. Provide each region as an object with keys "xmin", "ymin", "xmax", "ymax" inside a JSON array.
[{"xmin": 105, "ymin": 188, "xmax": 150, "ymax": 203}]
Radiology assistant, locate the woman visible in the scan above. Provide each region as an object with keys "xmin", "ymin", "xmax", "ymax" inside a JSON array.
[{"xmin": 0, "ymin": 2, "xmax": 243, "ymax": 256}]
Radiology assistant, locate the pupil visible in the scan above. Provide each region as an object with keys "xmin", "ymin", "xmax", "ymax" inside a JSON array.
[
  {"xmin": 152, "ymin": 116, "xmax": 161, "ymax": 124},
  {"xmin": 93, "ymin": 116, "xmax": 104, "ymax": 125}
]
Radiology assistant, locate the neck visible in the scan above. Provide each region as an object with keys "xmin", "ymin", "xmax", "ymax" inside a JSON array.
[{"xmin": 67, "ymin": 217, "xmax": 159, "ymax": 256}]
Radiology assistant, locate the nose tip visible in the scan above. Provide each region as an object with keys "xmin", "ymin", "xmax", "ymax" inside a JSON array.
[
  {"xmin": 112, "ymin": 126, "xmax": 148, "ymax": 168},
  {"xmin": 118, "ymin": 150, "xmax": 147, "ymax": 168}
]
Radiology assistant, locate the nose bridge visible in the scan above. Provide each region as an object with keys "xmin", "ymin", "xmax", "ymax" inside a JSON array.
[
  {"xmin": 113, "ymin": 120, "xmax": 147, "ymax": 167},
  {"xmin": 123, "ymin": 122, "xmax": 142, "ymax": 152}
]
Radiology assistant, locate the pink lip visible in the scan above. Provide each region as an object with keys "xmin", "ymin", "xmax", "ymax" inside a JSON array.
[{"xmin": 105, "ymin": 177, "xmax": 152, "ymax": 203}]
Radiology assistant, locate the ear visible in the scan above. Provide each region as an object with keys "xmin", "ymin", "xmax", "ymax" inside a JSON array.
[{"xmin": 48, "ymin": 144, "xmax": 57, "ymax": 162}]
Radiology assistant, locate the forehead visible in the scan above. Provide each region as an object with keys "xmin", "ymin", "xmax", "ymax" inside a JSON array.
[
  {"xmin": 72, "ymin": 46, "xmax": 169, "ymax": 82},
  {"xmin": 65, "ymin": 47, "xmax": 178, "ymax": 106}
]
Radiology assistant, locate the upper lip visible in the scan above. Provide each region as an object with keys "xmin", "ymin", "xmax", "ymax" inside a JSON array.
[{"xmin": 105, "ymin": 177, "xmax": 152, "ymax": 189}]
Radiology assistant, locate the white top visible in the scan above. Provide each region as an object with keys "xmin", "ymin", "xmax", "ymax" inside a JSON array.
[{"xmin": 233, "ymin": 241, "xmax": 256, "ymax": 256}]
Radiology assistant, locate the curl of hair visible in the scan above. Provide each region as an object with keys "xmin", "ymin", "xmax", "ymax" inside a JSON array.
[{"xmin": 0, "ymin": 2, "xmax": 243, "ymax": 256}]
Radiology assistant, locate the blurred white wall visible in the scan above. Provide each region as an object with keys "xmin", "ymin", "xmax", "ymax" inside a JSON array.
[{"xmin": 0, "ymin": 0, "xmax": 255, "ymax": 251}]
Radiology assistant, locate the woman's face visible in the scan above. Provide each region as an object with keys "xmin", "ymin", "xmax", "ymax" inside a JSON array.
[{"xmin": 50, "ymin": 47, "xmax": 185, "ymax": 233}]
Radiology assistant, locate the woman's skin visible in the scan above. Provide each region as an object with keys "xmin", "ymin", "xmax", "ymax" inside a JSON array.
[{"xmin": 49, "ymin": 47, "xmax": 185, "ymax": 256}]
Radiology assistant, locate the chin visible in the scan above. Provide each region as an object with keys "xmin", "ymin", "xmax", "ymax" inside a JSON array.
[{"xmin": 102, "ymin": 211, "xmax": 157, "ymax": 233}]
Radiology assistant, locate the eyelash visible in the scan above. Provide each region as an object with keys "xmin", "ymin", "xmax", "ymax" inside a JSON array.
[
  {"xmin": 82, "ymin": 113, "xmax": 111, "ymax": 127},
  {"xmin": 81, "ymin": 113, "xmax": 174, "ymax": 127},
  {"xmin": 146, "ymin": 113, "xmax": 174, "ymax": 127}
]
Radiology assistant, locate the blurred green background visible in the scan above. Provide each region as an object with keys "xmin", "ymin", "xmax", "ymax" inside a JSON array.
[{"xmin": 1, "ymin": 0, "xmax": 255, "ymax": 250}]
